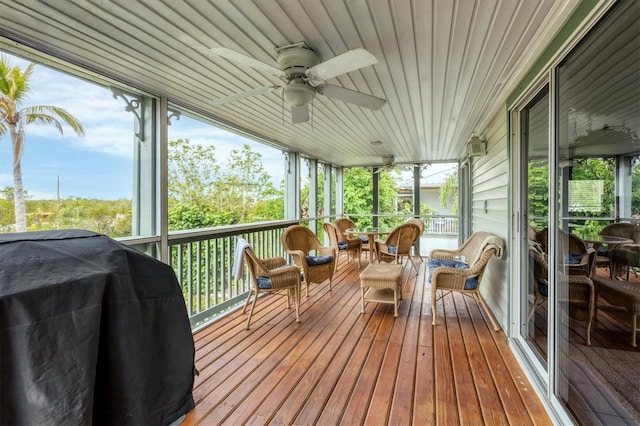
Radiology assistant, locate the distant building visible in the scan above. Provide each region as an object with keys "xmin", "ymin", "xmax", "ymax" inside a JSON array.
[{"xmin": 397, "ymin": 164, "xmax": 457, "ymax": 216}]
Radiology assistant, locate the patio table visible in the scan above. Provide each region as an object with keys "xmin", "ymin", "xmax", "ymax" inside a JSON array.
[{"xmin": 346, "ymin": 226, "xmax": 392, "ymax": 263}]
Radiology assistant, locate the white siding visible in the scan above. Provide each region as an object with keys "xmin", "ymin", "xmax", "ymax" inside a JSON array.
[{"xmin": 471, "ymin": 109, "xmax": 509, "ymax": 329}]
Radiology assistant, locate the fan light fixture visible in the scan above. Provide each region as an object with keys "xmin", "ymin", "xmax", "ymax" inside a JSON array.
[
  {"xmin": 210, "ymin": 43, "xmax": 386, "ymax": 123},
  {"xmin": 283, "ymin": 78, "xmax": 316, "ymax": 107}
]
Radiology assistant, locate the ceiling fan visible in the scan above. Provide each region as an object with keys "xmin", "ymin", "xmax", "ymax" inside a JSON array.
[
  {"xmin": 372, "ymin": 156, "xmax": 422, "ymax": 173},
  {"xmin": 209, "ymin": 41, "xmax": 386, "ymax": 123}
]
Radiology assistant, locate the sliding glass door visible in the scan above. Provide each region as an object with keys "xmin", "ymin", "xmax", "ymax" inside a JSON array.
[
  {"xmin": 519, "ymin": 86, "xmax": 550, "ymax": 367},
  {"xmin": 513, "ymin": 1, "xmax": 640, "ymax": 422}
]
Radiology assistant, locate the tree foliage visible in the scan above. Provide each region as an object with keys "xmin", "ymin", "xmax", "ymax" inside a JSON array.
[
  {"xmin": 527, "ymin": 156, "xmax": 640, "ymax": 235},
  {"xmin": 341, "ymin": 167, "xmax": 437, "ymax": 228},
  {"xmin": 168, "ymin": 138, "xmax": 220, "ymax": 205},
  {"xmin": 168, "ymin": 139, "xmax": 283, "ymax": 230},
  {"xmin": 342, "ymin": 167, "xmax": 373, "ymax": 225},
  {"xmin": 0, "ymin": 194, "xmax": 132, "ymax": 236},
  {"xmin": 633, "ymin": 156, "xmax": 640, "ymax": 215},
  {"xmin": 216, "ymin": 144, "xmax": 281, "ymax": 223},
  {"xmin": 527, "ymin": 159, "xmax": 550, "ymax": 229},
  {"xmin": 439, "ymin": 172, "xmax": 458, "ymax": 214}
]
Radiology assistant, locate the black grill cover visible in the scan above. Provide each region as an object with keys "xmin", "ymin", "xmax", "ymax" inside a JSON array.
[{"xmin": 0, "ymin": 230, "xmax": 195, "ymax": 425}]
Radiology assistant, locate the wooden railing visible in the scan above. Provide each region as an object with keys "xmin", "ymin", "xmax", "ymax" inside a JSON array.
[
  {"xmin": 425, "ymin": 216, "xmax": 458, "ymax": 235},
  {"xmin": 167, "ymin": 220, "xmax": 298, "ymax": 329},
  {"xmin": 341, "ymin": 213, "xmax": 458, "ymax": 235}
]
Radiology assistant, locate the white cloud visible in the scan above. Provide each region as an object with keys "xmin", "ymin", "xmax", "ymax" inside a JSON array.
[
  {"xmin": 9, "ymin": 56, "xmax": 136, "ymax": 159},
  {"xmin": 169, "ymin": 117, "xmax": 285, "ymax": 184}
]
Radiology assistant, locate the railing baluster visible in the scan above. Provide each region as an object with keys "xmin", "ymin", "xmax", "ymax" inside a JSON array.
[
  {"xmin": 213, "ymin": 238, "xmax": 219, "ymax": 305},
  {"xmin": 205, "ymin": 240, "xmax": 211, "ymax": 310},
  {"xmin": 195, "ymin": 241, "xmax": 201, "ymax": 313}
]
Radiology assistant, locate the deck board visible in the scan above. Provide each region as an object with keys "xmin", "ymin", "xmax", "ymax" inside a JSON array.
[{"xmin": 183, "ymin": 257, "xmax": 551, "ymax": 425}]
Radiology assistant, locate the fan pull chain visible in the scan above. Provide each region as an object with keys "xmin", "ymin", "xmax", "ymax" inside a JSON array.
[{"xmin": 281, "ymin": 91, "xmax": 285, "ymax": 126}]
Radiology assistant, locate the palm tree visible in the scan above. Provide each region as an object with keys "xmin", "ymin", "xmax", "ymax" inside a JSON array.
[
  {"xmin": 0, "ymin": 55, "xmax": 84, "ymax": 232},
  {"xmin": 439, "ymin": 172, "xmax": 458, "ymax": 215}
]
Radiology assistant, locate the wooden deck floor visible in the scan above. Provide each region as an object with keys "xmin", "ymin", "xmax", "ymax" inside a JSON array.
[{"xmin": 183, "ymin": 257, "xmax": 551, "ymax": 425}]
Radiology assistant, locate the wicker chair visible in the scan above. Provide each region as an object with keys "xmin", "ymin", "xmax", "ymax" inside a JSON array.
[
  {"xmin": 405, "ymin": 218, "xmax": 425, "ymax": 262},
  {"xmin": 323, "ymin": 222, "xmax": 361, "ymax": 270},
  {"xmin": 528, "ymin": 231, "xmax": 595, "ymax": 345},
  {"xmin": 610, "ymin": 243, "xmax": 640, "ymax": 280},
  {"xmin": 535, "ymin": 228, "xmax": 595, "ymax": 277},
  {"xmin": 596, "ymin": 223, "xmax": 640, "ymax": 277},
  {"xmin": 281, "ymin": 225, "xmax": 336, "ymax": 296},
  {"xmin": 428, "ymin": 231, "xmax": 505, "ymax": 331},
  {"xmin": 374, "ymin": 222, "xmax": 421, "ymax": 275},
  {"xmin": 336, "ymin": 217, "xmax": 370, "ymax": 260},
  {"xmin": 560, "ymin": 272, "xmax": 595, "ymax": 346},
  {"xmin": 529, "ymin": 242, "xmax": 597, "ymax": 346},
  {"xmin": 241, "ymin": 245, "xmax": 301, "ymax": 330},
  {"xmin": 528, "ymin": 245, "xmax": 549, "ymax": 321}
]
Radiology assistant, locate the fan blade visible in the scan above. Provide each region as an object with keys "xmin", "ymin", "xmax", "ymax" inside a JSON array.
[
  {"xmin": 306, "ymin": 48, "xmax": 378, "ymax": 81},
  {"xmin": 210, "ymin": 47, "xmax": 284, "ymax": 77},
  {"xmin": 212, "ymin": 85, "xmax": 278, "ymax": 106},
  {"xmin": 291, "ymin": 105, "xmax": 309, "ymax": 124},
  {"xmin": 317, "ymin": 85, "xmax": 386, "ymax": 110}
]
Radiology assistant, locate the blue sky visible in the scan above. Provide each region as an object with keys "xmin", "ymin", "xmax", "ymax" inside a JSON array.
[{"xmin": 0, "ymin": 52, "xmax": 284, "ymax": 200}]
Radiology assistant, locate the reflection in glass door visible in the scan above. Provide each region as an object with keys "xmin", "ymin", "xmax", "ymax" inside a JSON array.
[{"xmin": 520, "ymin": 86, "xmax": 550, "ymax": 367}]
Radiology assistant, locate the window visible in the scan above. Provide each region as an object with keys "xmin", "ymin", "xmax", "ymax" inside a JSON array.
[
  {"xmin": 0, "ymin": 52, "xmax": 153, "ymax": 238},
  {"xmin": 166, "ymin": 108, "xmax": 284, "ymax": 231}
]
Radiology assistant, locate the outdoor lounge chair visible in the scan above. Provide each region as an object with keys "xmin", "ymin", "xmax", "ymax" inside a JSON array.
[
  {"xmin": 535, "ymin": 228, "xmax": 595, "ymax": 277},
  {"xmin": 527, "ymin": 233, "xmax": 595, "ymax": 345},
  {"xmin": 405, "ymin": 217, "xmax": 425, "ymax": 262},
  {"xmin": 374, "ymin": 221, "xmax": 421, "ymax": 276},
  {"xmin": 336, "ymin": 217, "xmax": 370, "ymax": 260},
  {"xmin": 528, "ymin": 244, "xmax": 549, "ymax": 321},
  {"xmin": 241, "ymin": 244, "xmax": 301, "ymax": 330},
  {"xmin": 281, "ymin": 225, "xmax": 335, "ymax": 296},
  {"xmin": 323, "ymin": 221, "xmax": 361, "ymax": 270},
  {"xmin": 428, "ymin": 231, "xmax": 505, "ymax": 331},
  {"xmin": 595, "ymin": 223, "xmax": 640, "ymax": 277}
]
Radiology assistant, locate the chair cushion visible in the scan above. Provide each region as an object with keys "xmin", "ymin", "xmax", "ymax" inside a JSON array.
[
  {"xmin": 597, "ymin": 246, "xmax": 609, "ymax": 256},
  {"xmin": 537, "ymin": 279, "xmax": 549, "ymax": 297},
  {"xmin": 564, "ymin": 253, "xmax": 584, "ymax": 264},
  {"xmin": 387, "ymin": 244, "xmax": 397, "ymax": 254},
  {"xmin": 256, "ymin": 276, "xmax": 272, "ymax": 289},
  {"xmin": 338, "ymin": 241, "xmax": 348, "ymax": 250},
  {"xmin": 462, "ymin": 277, "xmax": 479, "ymax": 290},
  {"xmin": 427, "ymin": 258, "xmax": 478, "ymax": 290},
  {"xmin": 427, "ymin": 258, "xmax": 469, "ymax": 270},
  {"xmin": 359, "ymin": 235, "xmax": 369, "ymax": 243},
  {"xmin": 256, "ymin": 264, "xmax": 297, "ymax": 289},
  {"xmin": 306, "ymin": 255, "xmax": 333, "ymax": 266}
]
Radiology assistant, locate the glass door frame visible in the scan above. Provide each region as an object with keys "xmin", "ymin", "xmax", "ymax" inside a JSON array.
[{"xmin": 509, "ymin": 72, "xmax": 560, "ymax": 400}]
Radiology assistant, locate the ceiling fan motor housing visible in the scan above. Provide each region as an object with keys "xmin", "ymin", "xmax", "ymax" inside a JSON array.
[{"xmin": 275, "ymin": 43, "xmax": 320, "ymax": 76}]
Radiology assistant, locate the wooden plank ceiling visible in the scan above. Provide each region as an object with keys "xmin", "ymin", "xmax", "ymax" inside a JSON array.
[{"xmin": 0, "ymin": 0, "xmax": 577, "ymax": 167}]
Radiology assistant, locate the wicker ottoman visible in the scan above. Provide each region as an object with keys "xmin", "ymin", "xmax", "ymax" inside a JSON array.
[
  {"xmin": 593, "ymin": 276, "xmax": 640, "ymax": 347},
  {"xmin": 360, "ymin": 263, "xmax": 404, "ymax": 317}
]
